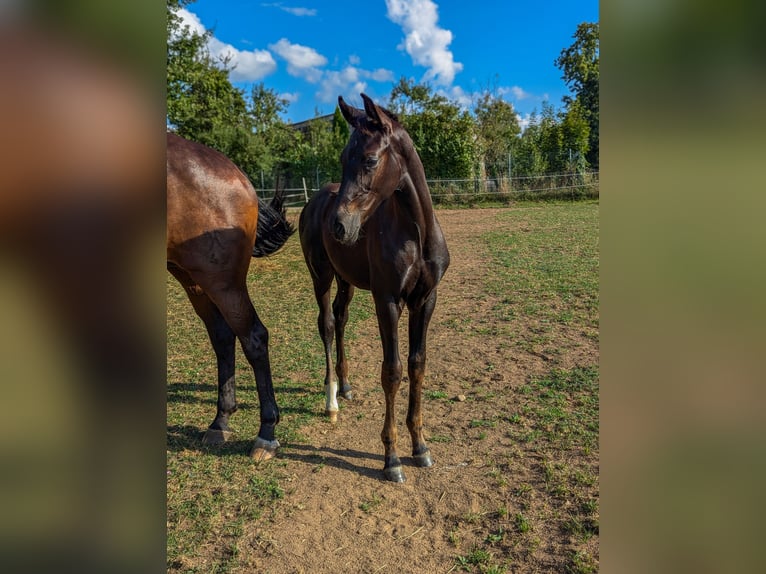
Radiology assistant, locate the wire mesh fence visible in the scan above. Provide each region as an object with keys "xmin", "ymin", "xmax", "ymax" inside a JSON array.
[{"xmin": 257, "ymin": 171, "xmax": 599, "ymax": 207}]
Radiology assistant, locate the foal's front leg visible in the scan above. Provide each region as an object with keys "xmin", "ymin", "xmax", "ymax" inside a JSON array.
[
  {"xmin": 315, "ymin": 287, "xmax": 338, "ymax": 422},
  {"xmin": 375, "ymin": 296, "xmax": 406, "ymax": 482}
]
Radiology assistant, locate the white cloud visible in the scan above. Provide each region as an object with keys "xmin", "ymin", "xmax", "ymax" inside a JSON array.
[
  {"xmin": 316, "ymin": 66, "xmax": 395, "ymax": 103},
  {"xmin": 269, "ymin": 38, "xmax": 327, "ymax": 83},
  {"xmin": 499, "ymin": 85, "xmax": 533, "ymax": 101},
  {"xmin": 177, "ymin": 8, "xmax": 276, "ymax": 81},
  {"xmin": 385, "ymin": 0, "xmax": 463, "ymax": 86},
  {"xmin": 261, "ymin": 3, "xmax": 317, "ymax": 17},
  {"xmin": 176, "ymin": 8, "xmax": 206, "ymax": 36},
  {"xmin": 279, "ymin": 92, "xmax": 301, "ymax": 103},
  {"xmin": 517, "ymin": 113, "xmax": 533, "ymax": 132},
  {"xmin": 348, "ymin": 54, "xmax": 361, "ymax": 65},
  {"xmin": 439, "ymin": 85, "xmax": 472, "ymax": 109},
  {"xmin": 369, "ymin": 68, "xmax": 395, "ymax": 82},
  {"xmin": 316, "ymin": 67, "xmax": 367, "ymax": 103}
]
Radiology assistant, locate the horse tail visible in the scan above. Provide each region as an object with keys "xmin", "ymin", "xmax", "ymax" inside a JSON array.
[{"xmin": 253, "ymin": 184, "xmax": 295, "ymax": 258}]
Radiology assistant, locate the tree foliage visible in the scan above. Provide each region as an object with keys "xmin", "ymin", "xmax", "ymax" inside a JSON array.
[
  {"xmin": 388, "ymin": 78, "xmax": 475, "ymax": 179},
  {"xmin": 166, "ymin": 2, "xmax": 599, "ymax": 196},
  {"xmin": 555, "ymin": 22, "xmax": 599, "ymax": 168},
  {"xmin": 474, "ymin": 90, "xmax": 521, "ymax": 179},
  {"xmin": 166, "ymin": 0, "xmax": 254, "ymax": 168}
]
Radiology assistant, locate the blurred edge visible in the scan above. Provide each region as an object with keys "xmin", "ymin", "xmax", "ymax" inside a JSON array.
[
  {"xmin": 0, "ymin": 1, "xmax": 166, "ymax": 573},
  {"xmin": 602, "ymin": 0, "xmax": 766, "ymax": 573}
]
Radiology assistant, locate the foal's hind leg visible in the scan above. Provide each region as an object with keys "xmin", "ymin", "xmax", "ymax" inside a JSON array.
[
  {"xmin": 168, "ymin": 264, "xmax": 238, "ymax": 444},
  {"xmin": 406, "ymin": 289, "xmax": 438, "ymax": 468},
  {"xmin": 333, "ymin": 275, "xmax": 355, "ymax": 401}
]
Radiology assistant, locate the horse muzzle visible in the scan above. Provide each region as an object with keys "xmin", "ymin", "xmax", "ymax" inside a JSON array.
[{"xmin": 331, "ymin": 211, "xmax": 361, "ymax": 245}]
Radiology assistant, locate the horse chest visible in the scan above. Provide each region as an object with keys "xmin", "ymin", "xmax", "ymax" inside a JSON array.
[{"xmin": 372, "ymin": 237, "xmax": 422, "ymax": 295}]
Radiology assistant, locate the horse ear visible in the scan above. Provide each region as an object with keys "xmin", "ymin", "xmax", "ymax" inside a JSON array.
[
  {"xmin": 361, "ymin": 93, "xmax": 394, "ymax": 134},
  {"xmin": 338, "ymin": 96, "xmax": 364, "ymax": 128}
]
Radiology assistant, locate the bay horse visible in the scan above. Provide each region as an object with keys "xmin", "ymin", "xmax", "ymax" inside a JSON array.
[
  {"xmin": 167, "ymin": 133, "xmax": 294, "ymax": 461},
  {"xmin": 299, "ymin": 94, "xmax": 450, "ymax": 482}
]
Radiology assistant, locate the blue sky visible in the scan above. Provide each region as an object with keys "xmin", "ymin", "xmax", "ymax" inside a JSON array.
[{"xmin": 177, "ymin": 0, "xmax": 599, "ymax": 128}]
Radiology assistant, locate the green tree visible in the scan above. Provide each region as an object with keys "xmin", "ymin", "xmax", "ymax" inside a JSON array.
[
  {"xmin": 474, "ymin": 90, "xmax": 521, "ymax": 180},
  {"xmin": 331, "ymin": 105, "xmax": 350, "ymax": 173},
  {"xmin": 555, "ymin": 22, "xmax": 599, "ymax": 168},
  {"xmin": 388, "ymin": 78, "xmax": 476, "ymax": 179},
  {"xmin": 558, "ymin": 101, "xmax": 590, "ymax": 173},
  {"xmin": 515, "ymin": 111, "xmax": 546, "ymax": 177},
  {"xmin": 246, "ymin": 83, "xmax": 299, "ymax": 183},
  {"xmin": 286, "ymin": 110, "xmax": 338, "ymax": 189},
  {"xmin": 538, "ymin": 101, "xmax": 563, "ymax": 173},
  {"xmin": 166, "ymin": 0, "xmax": 254, "ymax": 168}
]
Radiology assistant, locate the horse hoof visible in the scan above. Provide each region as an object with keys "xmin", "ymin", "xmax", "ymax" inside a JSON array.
[
  {"xmin": 202, "ymin": 428, "xmax": 233, "ymax": 445},
  {"xmin": 339, "ymin": 384, "xmax": 353, "ymax": 400},
  {"xmin": 249, "ymin": 437, "xmax": 280, "ymax": 462},
  {"xmin": 384, "ymin": 466, "xmax": 406, "ymax": 483},
  {"xmin": 325, "ymin": 409, "xmax": 339, "ymax": 423},
  {"xmin": 413, "ymin": 450, "xmax": 434, "ymax": 468}
]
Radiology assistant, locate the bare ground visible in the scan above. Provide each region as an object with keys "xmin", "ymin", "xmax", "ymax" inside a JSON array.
[{"xmin": 225, "ymin": 208, "xmax": 599, "ymax": 573}]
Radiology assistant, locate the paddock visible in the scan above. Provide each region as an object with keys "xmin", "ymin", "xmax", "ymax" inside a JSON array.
[{"xmin": 167, "ymin": 201, "xmax": 599, "ymax": 573}]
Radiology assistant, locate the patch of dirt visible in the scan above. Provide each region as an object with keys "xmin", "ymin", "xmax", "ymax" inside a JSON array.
[{"xmin": 234, "ymin": 208, "xmax": 598, "ymax": 573}]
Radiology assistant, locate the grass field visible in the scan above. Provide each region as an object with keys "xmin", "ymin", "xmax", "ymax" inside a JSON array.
[{"xmin": 167, "ymin": 201, "xmax": 599, "ymax": 573}]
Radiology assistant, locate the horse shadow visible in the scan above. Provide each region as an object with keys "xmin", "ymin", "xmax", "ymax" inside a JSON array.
[{"xmin": 166, "ymin": 425, "xmax": 417, "ymax": 482}]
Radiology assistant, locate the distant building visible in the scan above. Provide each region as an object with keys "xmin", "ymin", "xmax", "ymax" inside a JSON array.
[{"xmin": 290, "ymin": 113, "xmax": 334, "ymax": 136}]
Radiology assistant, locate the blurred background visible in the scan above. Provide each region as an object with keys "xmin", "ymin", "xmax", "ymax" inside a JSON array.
[
  {"xmin": 601, "ymin": 0, "xmax": 766, "ymax": 572},
  {"xmin": 0, "ymin": 1, "xmax": 165, "ymax": 572}
]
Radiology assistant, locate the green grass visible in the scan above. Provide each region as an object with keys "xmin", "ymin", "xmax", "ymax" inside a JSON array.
[
  {"xmin": 455, "ymin": 547, "xmax": 494, "ymax": 571},
  {"xmin": 482, "ymin": 201, "xmax": 599, "ymax": 353},
  {"xmin": 358, "ymin": 492, "xmax": 384, "ymax": 513},
  {"xmin": 512, "ymin": 366, "xmax": 599, "ymax": 453},
  {"xmin": 439, "ymin": 202, "xmax": 599, "ymax": 573},
  {"xmin": 167, "ymin": 203, "xmax": 599, "ymax": 572}
]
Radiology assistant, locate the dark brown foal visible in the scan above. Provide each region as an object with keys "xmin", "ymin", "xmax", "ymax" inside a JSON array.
[{"xmin": 300, "ymin": 94, "xmax": 449, "ymax": 482}]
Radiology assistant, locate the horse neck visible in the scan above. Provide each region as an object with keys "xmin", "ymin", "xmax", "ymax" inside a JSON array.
[{"xmin": 395, "ymin": 147, "xmax": 440, "ymax": 252}]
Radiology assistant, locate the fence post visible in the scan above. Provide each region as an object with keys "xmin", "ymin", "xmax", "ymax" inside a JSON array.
[{"xmin": 302, "ymin": 178, "xmax": 308, "ymax": 203}]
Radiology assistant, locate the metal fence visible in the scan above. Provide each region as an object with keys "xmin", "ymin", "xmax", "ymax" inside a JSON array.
[{"xmin": 257, "ymin": 171, "xmax": 599, "ymax": 207}]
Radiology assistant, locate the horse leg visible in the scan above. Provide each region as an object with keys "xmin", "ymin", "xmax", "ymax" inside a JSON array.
[
  {"xmin": 406, "ymin": 289, "xmax": 438, "ymax": 468},
  {"xmin": 314, "ymin": 280, "xmax": 338, "ymax": 423},
  {"xmin": 333, "ymin": 275, "xmax": 355, "ymax": 401},
  {"xmin": 168, "ymin": 264, "xmax": 238, "ymax": 444},
  {"xmin": 375, "ymin": 296, "xmax": 405, "ymax": 482},
  {"xmin": 195, "ymin": 296, "xmax": 237, "ymax": 444},
  {"xmin": 208, "ymin": 286, "xmax": 280, "ymax": 462}
]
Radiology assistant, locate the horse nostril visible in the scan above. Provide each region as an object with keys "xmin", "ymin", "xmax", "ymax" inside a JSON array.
[{"xmin": 333, "ymin": 219, "xmax": 345, "ymax": 239}]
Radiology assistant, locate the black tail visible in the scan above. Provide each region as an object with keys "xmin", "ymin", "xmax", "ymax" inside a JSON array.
[{"xmin": 253, "ymin": 186, "xmax": 295, "ymax": 257}]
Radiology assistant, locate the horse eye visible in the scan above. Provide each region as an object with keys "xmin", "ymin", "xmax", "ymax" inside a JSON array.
[{"xmin": 364, "ymin": 156, "xmax": 379, "ymax": 169}]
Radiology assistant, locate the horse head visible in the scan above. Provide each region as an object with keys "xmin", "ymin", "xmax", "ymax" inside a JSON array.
[{"xmin": 332, "ymin": 93, "xmax": 404, "ymax": 245}]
